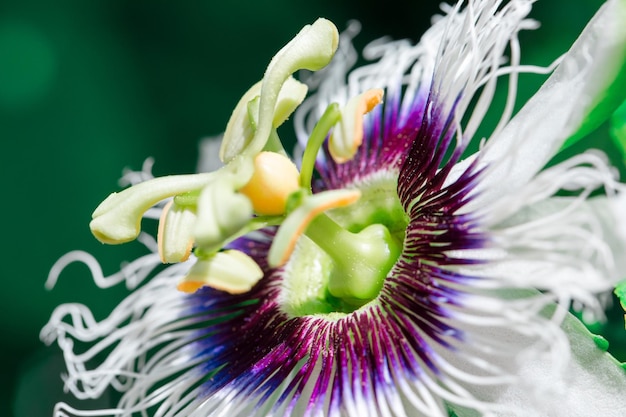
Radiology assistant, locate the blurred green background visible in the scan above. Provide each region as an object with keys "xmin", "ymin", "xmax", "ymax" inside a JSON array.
[{"xmin": 1, "ymin": 0, "xmax": 621, "ymax": 416}]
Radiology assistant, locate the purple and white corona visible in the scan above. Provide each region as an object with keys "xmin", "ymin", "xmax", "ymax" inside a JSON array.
[{"xmin": 43, "ymin": 0, "xmax": 626, "ymax": 416}]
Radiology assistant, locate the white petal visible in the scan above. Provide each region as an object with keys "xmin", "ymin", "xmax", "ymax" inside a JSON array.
[
  {"xmin": 474, "ymin": 0, "xmax": 626, "ymax": 207},
  {"xmin": 246, "ymin": 19, "xmax": 338, "ymax": 156},
  {"xmin": 488, "ymin": 311, "xmax": 626, "ymax": 417},
  {"xmin": 442, "ymin": 293, "xmax": 626, "ymax": 417},
  {"xmin": 585, "ymin": 192, "xmax": 626, "ymax": 275},
  {"xmin": 178, "ymin": 250, "xmax": 263, "ymax": 294}
]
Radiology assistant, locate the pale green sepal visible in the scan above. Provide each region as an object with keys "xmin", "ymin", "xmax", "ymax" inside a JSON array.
[
  {"xmin": 247, "ymin": 19, "xmax": 339, "ymax": 157},
  {"xmin": 610, "ymin": 98, "xmax": 626, "ymax": 160},
  {"xmin": 178, "ymin": 250, "xmax": 263, "ymax": 294},
  {"xmin": 560, "ymin": 0, "xmax": 626, "ymax": 149},
  {"xmin": 158, "ymin": 200, "xmax": 196, "ymax": 263},
  {"xmin": 220, "ymin": 77, "xmax": 308, "ymax": 163},
  {"xmin": 90, "ymin": 172, "xmax": 215, "ymax": 244}
]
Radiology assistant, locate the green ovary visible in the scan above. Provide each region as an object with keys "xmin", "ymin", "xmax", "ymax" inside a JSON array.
[{"xmin": 280, "ymin": 172, "xmax": 408, "ymax": 317}]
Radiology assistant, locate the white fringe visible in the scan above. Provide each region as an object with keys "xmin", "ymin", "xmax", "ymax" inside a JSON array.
[
  {"xmin": 476, "ymin": 151, "xmax": 625, "ymax": 316},
  {"xmin": 44, "ymin": 234, "xmax": 160, "ymax": 291},
  {"xmin": 41, "ymin": 248, "xmax": 208, "ymax": 416}
]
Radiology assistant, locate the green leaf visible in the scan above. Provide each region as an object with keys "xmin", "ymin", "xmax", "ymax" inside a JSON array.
[
  {"xmin": 614, "ymin": 279, "xmax": 626, "ymax": 317},
  {"xmin": 610, "ymin": 98, "xmax": 626, "ymax": 160}
]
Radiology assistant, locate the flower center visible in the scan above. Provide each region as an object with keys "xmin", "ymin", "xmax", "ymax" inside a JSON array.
[
  {"xmin": 281, "ymin": 172, "xmax": 407, "ymax": 316},
  {"xmin": 87, "ymin": 20, "xmax": 405, "ymax": 312}
]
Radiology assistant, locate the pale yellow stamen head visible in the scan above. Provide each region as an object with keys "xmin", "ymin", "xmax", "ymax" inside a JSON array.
[{"xmin": 239, "ymin": 151, "xmax": 301, "ymax": 215}]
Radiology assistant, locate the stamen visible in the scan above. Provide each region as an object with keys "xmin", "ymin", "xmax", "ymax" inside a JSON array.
[
  {"xmin": 308, "ymin": 217, "xmax": 401, "ymax": 305},
  {"xmin": 239, "ymin": 151, "xmax": 301, "ymax": 215},
  {"xmin": 299, "ymin": 103, "xmax": 342, "ymax": 190},
  {"xmin": 177, "ymin": 249, "xmax": 264, "ymax": 294},
  {"xmin": 157, "ymin": 200, "xmax": 196, "ymax": 263},
  {"xmin": 329, "ymin": 88, "xmax": 384, "ymax": 163},
  {"xmin": 244, "ymin": 96, "xmax": 288, "ymax": 157},
  {"xmin": 84, "ymin": 19, "xmax": 392, "ymax": 306},
  {"xmin": 269, "ymin": 185, "xmax": 401, "ymax": 306}
]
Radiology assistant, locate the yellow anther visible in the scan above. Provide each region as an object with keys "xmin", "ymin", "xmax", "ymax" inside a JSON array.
[
  {"xmin": 239, "ymin": 151, "xmax": 301, "ymax": 215},
  {"xmin": 176, "ymin": 280, "xmax": 205, "ymax": 294},
  {"xmin": 330, "ymin": 88, "xmax": 384, "ymax": 163}
]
